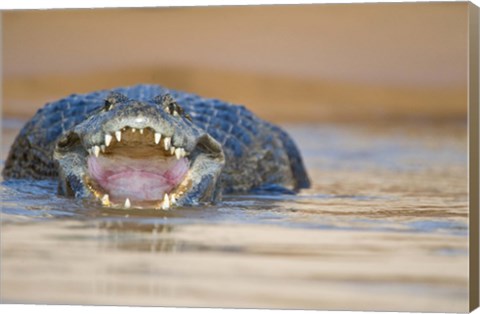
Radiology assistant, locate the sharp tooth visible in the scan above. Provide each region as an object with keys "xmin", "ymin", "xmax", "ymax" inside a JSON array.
[
  {"xmin": 115, "ymin": 130, "xmax": 122, "ymax": 142},
  {"xmin": 101, "ymin": 194, "xmax": 110, "ymax": 205},
  {"xmin": 100, "ymin": 145, "xmax": 106, "ymax": 153},
  {"xmin": 93, "ymin": 145, "xmax": 100, "ymax": 157},
  {"xmin": 105, "ymin": 134, "xmax": 112, "ymax": 147},
  {"xmin": 139, "ymin": 128, "xmax": 144, "ymax": 134},
  {"xmin": 180, "ymin": 148, "xmax": 186, "ymax": 157},
  {"xmin": 154, "ymin": 132, "xmax": 161, "ymax": 144},
  {"xmin": 170, "ymin": 147, "xmax": 175, "ymax": 155},
  {"xmin": 170, "ymin": 194, "xmax": 176, "ymax": 205},
  {"xmin": 162, "ymin": 194, "xmax": 170, "ymax": 210},
  {"xmin": 132, "ymin": 128, "xmax": 136, "ymax": 133},
  {"xmin": 173, "ymin": 110, "xmax": 179, "ymax": 117},
  {"xmin": 124, "ymin": 198, "xmax": 131, "ymax": 209},
  {"xmin": 175, "ymin": 148, "xmax": 182, "ymax": 159},
  {"xmin": 164, "ymin": 137, "xmax": 171, "ymax": 150}
]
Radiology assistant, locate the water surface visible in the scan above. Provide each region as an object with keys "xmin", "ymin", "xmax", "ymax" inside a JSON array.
[{"xmin": 1, "ymin": 120, "xmax": 468, "ymax": 312}]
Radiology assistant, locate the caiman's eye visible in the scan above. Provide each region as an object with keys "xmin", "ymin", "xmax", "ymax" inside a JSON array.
[
  {"xmin": 155, "ymin": 94, "xmax": 192, "ymax": 121},
  {"xmin": 104, "ymin": 92, "xmax": 129, "ymax": 111},
  {"xmin": 104, "ymin": 98, "xmax": 115, "ymax": 111}
]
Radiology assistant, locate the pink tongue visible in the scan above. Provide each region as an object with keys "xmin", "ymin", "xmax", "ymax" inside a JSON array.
[{"xmin": 87, "ymin": 155, "xmax": 188, "ymax": 201}]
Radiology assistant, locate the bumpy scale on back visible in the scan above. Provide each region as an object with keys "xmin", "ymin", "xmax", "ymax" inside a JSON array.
[{"xmin": 2, "ymin": 85, "xmax": 310, "ymax": 209}]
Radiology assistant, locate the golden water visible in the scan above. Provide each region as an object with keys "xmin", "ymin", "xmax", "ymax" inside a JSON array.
[{"xmin": 1, "ymin": 121, "xmax": 468, "ymax": 312}]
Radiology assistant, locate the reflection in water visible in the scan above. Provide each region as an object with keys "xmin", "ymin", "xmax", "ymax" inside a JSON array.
[
  {"xmin": 0, "ymin": 122, "xmax": 469, "ymax": 312},
  {"xmin": 96, "ymin": 221, "xmax": 179, "ymax": 253}
]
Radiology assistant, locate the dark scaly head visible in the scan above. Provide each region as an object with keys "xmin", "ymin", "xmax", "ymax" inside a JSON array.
[{"xmin": 53, "ymin": 92, "xmax": 225, "ymax": 209}]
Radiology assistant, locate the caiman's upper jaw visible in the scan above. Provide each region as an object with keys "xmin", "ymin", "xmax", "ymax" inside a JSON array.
[{"xmin": 84, "ymin": 125, "xmax": 194, "ymax": 210}]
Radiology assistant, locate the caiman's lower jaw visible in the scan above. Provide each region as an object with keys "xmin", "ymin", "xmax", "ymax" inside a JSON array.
[{"xmin": 84, "ymin": 126, "xmax": 192, "ymax": 210}]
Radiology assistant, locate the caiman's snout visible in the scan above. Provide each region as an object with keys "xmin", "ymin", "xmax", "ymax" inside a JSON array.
[{"xmin": 54, "ymin": 91, "xmax": 225, "ymax": 210}]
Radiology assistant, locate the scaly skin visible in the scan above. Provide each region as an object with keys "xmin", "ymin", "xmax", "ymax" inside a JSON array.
[{"xmin": 2, "ymin": 84, "xmax": 310, "ymax": 208}]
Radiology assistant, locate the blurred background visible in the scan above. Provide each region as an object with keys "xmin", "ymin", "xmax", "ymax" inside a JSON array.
[{"xmin": 2, "ymin": 2, "xmax": 469, "ymax": 123}]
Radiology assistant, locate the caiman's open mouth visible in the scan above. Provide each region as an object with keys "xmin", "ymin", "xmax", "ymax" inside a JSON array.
[
  {"xmin": 53, "ymin": 92, "xmax": 226, "ymax": 208},
  {"xmin": 84, "ymin": 126, "xmax": 192, "ymax": 209}
]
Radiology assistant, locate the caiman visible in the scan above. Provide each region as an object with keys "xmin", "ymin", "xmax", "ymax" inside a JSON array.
[{"xmin": 2, "ymin": 84, "xmax": 310, "ymax": 209}]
